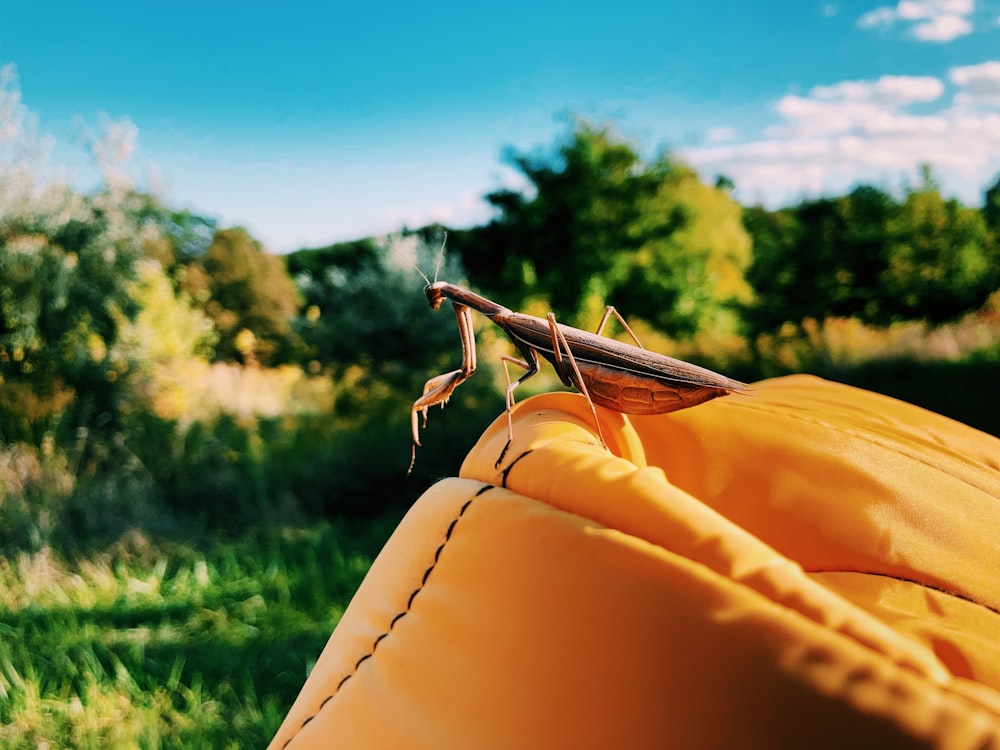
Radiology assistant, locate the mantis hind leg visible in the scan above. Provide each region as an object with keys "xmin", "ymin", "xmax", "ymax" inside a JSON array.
[
  {"xmin": 595, "ymin": 305, "xmax": 644, "ymax": 348},
  {"xmin": 495, "ymin": 351, "xmax": 537, "ymax": 467},
  {"xmin": 547, "ymin": 313, "xmax": 609, "ymax": 452}
]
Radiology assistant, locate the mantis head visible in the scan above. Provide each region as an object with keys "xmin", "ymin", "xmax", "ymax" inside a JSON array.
[{"xmin": 424, "ymin": 281, "xmax": 448, "ymax": 311}]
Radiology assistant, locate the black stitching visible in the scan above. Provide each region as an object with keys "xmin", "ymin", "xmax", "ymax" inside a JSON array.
[
  {"xmin": 724, "ymin": 397, "xmax": 997, "ymax": 497},
  {"xmin": 280, "ymin": 484, "xmax": 490, "ymax": 748},
  {"xmin": 433, "ymin": 543, "xmax": 444, "ymax": 563},
  {"xmin": 501, "ymin": 450, "xmax": 533, "ymax": 487},
  {"xmin": 809, "ymin": 568, "xmax": 999, "ymax": 616}
]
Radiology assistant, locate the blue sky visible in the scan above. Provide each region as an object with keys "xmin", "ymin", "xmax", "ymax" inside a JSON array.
[{"xmin": 2, "ymin": 1, "xmax": 1000, "ymax": 252}]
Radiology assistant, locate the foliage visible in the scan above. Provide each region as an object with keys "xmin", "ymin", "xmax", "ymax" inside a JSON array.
[
  {"xmin": 150, "ymin": 207, "xmax": 218, "ymax": 266},
  {"xmin": 743, "ymin": 186, "xmax": 894, "ymax": 331},
  {"xmin": 288, "ymin": 231, "xmax": 503, "ymax": 500},
  {"xmin": 749, "ymin": 291, "xmax": 1000, "ymax": 375},
  {"xmin": 881, "ymin": 177, "xmax": 998, "ymax": 321},
  {"xmin": 114, "ymin": 260, "xmax": 218, "ymax": 367},
  {"xmin": 450, "ymin": 119, "xmax": 753, "ymax": 337},
  {"xmin": 285, "ymin": 237, "xmax": 382, "ymax": 279},
  {"xmin": 0, "ymin": 518, "xmax": 399, "ymax": 748},
  {"xmin": 743, "ymin": 169, "xmax": 1000, "ymax": 334},
  {"xmin": 984, "ymin": 174, "xmax": 1000, "ymax": 238},
  {"xmin": 180, "ymin": 228, "xmax": 301, "ymax": 366},
  {"xmin": 289, "ymin": 230, "xmax": 501, "ymax": 412},
  {"xmin": 0, "ymin": 190, "xmax": 145, "ymax": 443}
]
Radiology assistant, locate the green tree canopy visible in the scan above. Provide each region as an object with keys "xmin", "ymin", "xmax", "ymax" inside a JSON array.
[
  {"xmin": 451, "ymin": 120, "xmax": 753, "ymax": 337},
  {"xmin": 983, "ymin": 173, "xmax": 1000, "ymax": 241},
  {"xmin": 881, "ymin": 174, "xmax": 999, "ymax": 321},
  {"xmin": 743, "ymin": 185, "xmax": 898, "ymax": 331},
  {"xmin": 180, "ymin": 227, "xmax": 301, "ymax": 365},
  {"xmin": 290, "ymin": 232, "xmax": 500, "ymax": 436},
  {"xmin": 292, "ymin": 233, "xmax": 464, "ymax": 379},
  {"xmin": 0, "ymin": 189, "xmax": 143, "ymax": 440},
  {"xmin": 742, "ymin": 170, "xmax": 1000, "ymax": 333}
]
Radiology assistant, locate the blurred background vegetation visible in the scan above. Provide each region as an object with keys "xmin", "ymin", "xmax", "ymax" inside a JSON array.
[{"xmin": 2, "ymin": 109, "xmax": 999, "ymax": 745}]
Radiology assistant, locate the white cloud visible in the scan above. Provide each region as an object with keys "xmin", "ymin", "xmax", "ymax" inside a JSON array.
[
  {"xmin": 950, "ymin": 61, "xmax": 1000, "ymax": 106},
  {"xmin": 765, "ymin": 75, "xmax": 945, "ymax": 138},
  {"xmin": 705, "ymin": 126, "xmax": 738, "ymax": 143},
  {"xmin": 857, "ymin": 0, "xmax": 975, "ymax": 42},
  {"xmin": 896, "ymin": 0, "xmax": 973, "ymax": 20},
  {"xmin": 680, "ymin": 63, "xmax": 1000, "ymax": 207},
  {"xmin": 858, "ymin": 6, "xmax": 898, "ymax": 26},
  {"xmin": 811, "ymin": 74, "xmax": 944, "ymax": 104},
  {"xmin": 912, "ymin": 12, "xmax": 972, "ymax": 39}
]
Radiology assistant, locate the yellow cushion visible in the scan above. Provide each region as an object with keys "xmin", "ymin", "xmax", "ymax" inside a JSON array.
[{"xmin": 269, "ymin": 375, "xmax": 1000, "ymax": 749}]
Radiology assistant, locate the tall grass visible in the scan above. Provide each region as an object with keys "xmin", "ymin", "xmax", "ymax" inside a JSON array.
[
  {"xmin": 0, "ymin": 518, "xmax": 400, "ymax": 748},
  {"xmin": 0, "ymin": 351, "xmax": 414, "ymax": 745},
  {"xmin": 628, "ymin": 289, "xmax": 1000, "ymax": 376}
]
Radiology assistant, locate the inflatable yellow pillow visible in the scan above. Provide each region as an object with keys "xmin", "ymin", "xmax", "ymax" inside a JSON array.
[{"xmin": 270, "ymin": 375, "xmax": 1000, "ymax": 749}]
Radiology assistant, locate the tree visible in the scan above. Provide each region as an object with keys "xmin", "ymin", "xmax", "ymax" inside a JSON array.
[
  {"xmin": 180, "ymin": 228, "xmax": 301, "ymax": 365},
  {"xmin": 452, "ymin": 119, "xmax": 752, "ymax": 337},
  {"xmin": 292, "ymin": 233, "xmax": 467, "ymax": 383},
  {"xmin": 744, "ymin": 186, "xmax": 899, "ymax": 330},
  {"xmin": 285, "ymin": 237, "xmax": 382, "ymax": 280},
  {"xmin": 984, "ymin": 174, "xmax": 1000, "ymax": 239},
  {"xmin": 114, "ymin": 259, "xmax": 218, "ymax": 366},
  {"xmin": 131, "ymin": 197, "xmax": 218, "ymax": 268},
  {"xmin": 882, "ymin": 178, "xmax": 999, "ymax": 321},
  {"xmin": 460, "ymin": 121, "xmax": 651, "ymax": 317},
  {"xmin": 739, "ymin": 176, "xmax": 1000, "ymax": 332},
  {"xmin": 0, "ymin": 190, "xmax": 143, "ymax": 441},
  {"xmin": 741, "ymin": 204, "xmax": 805, "ymax": 332}
]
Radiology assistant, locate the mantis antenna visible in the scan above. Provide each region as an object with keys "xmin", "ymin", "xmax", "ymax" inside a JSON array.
[
  {"xmin": 413, "ymin": 231, "xmax": 448, "ymax": 286},
  {"xmin": 433, "ymin": 231, "xmax": 447, "ymax": 283},
  {"xmin": 414, "ymin": 264, "xmax": 432, "ymax": 285}
]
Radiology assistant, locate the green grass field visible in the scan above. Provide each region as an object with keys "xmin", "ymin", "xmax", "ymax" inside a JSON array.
[{"xmin": 0, "ymin": 514, "xmax": 402, "ymax": 749}]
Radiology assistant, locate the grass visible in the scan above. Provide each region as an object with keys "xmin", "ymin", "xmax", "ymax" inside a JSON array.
[{"xmin": 0, "ymin": 514, "xmax": 402, "ymax": 749}]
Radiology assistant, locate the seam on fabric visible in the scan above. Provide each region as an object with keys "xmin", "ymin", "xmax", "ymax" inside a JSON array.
[
  {"xmin": 721, "ymin": 398, "xmax": 997, "ymax": 496},
  {"xmin": 501, "ymin": 450, "xmax": 533, "ymax": 487},
  {"xmin": 808, "ymin": 568, "xmax": 1000, "ymax": 617},
  {"xmin": 280, "ymin": 482, "xmax": 494, "ymax": 748}
]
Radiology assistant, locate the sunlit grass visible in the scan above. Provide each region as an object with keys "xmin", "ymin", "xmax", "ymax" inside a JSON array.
[
  {"xmin": 0, "ymin": 518, "xmax": 400, "ymax": 748},
  {"xmin": 133, "ymin": 359, "xmax": 336, "ymax": 427},
  {"xmin": 614, "ymin": 290, "xmax": 1000, "ymax": 376},
  {"xmin": 754, "ymin": 292, "xmax": 1000, "ymax": 372}
]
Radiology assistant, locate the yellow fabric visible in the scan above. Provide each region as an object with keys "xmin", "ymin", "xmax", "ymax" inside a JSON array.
[{"xmin": 269, "ymin": 375, "xmax": 1000, "ymax": 749}]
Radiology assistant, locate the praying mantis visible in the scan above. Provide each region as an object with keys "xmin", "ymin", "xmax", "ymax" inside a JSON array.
[{"xmin": 407, "ymin": 265, "xmax": 749, "ymax": 472}]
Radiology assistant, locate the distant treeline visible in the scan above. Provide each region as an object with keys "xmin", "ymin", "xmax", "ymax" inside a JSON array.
[
  {"xmin": 1, "ymin": 118, "xmax": 999, "ymax": 543},
  {"xmin": 294, "ymin": 121, "xmax": 1000, "ymax": 351}
]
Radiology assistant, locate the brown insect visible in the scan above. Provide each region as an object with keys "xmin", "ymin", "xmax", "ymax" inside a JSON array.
[{"xmin": 409, "ymin": 278, "xmax": 748, "ymax": 472}]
